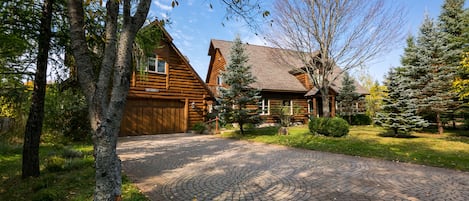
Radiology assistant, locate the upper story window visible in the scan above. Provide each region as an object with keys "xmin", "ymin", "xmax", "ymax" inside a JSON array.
[
  {"xmin": 147, "ymin": 56, "xmax": 166, "ymax": 74},
  {"xmin": 217, "ymin": 75, "xmax": 223, "ymax": 86}
]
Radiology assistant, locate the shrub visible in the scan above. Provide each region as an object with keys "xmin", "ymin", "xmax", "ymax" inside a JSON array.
[
  {"xmin": 309, "ymin": 117, "xmax": 349, "ymax": 137},
  {"xmin": 44, "ymin": 156, "xmax": 66, "ymax": 172},
  {"xmin": 62, "ymin": 148, "xmax": 83, "ymax": 158},
  {"xmin": 351, "ymin": 114, "xmax": 372, "ymax": 125},
  {"xmin": 32, "ymin": 189, "xmax": 60, "ymax": 201},
  {"xmin": 192, "ymin": 122, "xmax": 206, "ymax": 134},
  {"xmin": 327, "ymin": 117, "xmax": 350, "ymax": 137},
  {"xmin": 339, "ymin": 114, "xmax": 372, "ymax": 125}
]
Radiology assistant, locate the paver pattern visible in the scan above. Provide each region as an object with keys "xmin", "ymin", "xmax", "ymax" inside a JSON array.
[{"xmin": 117, "ymin": 133, "xmax": 469, "ymax": 201}]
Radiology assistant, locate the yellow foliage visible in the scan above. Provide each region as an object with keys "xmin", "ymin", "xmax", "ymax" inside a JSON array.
[{"xmin": 453, "ymin": 52, "xmax": 469, "ymax": 100}]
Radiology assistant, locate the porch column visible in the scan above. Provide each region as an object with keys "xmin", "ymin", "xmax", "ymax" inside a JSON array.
[
  {"xmin": 331, "ymin": 96, "xmax": 336, "ymax": 117},
  {"xmin": 312, "ymin": 97, "xmax": 317, "ymax": 117}
]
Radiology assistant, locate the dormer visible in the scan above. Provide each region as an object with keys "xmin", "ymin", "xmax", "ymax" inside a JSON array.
[{"xmin": 289, "ymin": 68, "xmax": 313, "ymax": 90}]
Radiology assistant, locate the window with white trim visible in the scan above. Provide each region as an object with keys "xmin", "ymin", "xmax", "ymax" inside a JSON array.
[
  {"xmin": 147, "ymin": 56, "xmax": 166, "ymax": 74},
  {"xmin": 259, "ymin": 98, "xmax": 270, "ymax": 115},
  {"xmin": 217, "ymin": 75, "xmax": 223, "ymax": 86}
]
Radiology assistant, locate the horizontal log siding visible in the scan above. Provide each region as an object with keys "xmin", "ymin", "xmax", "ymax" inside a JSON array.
[
  {"xmin": 127, "ymin": 39, "xmax": 211, "ymax": 131},
  {"xmin": 294, "ymin": 73, "xmax": 312, "ymax": 89},
  {"xmin": 206, "ymin": 49, "xmax": 226, "ymax": 96},
  {"xmin": 257, "ymin": 92, "xmax": 309, "ymax": 125}
]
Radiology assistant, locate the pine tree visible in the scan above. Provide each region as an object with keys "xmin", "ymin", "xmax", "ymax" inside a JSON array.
[
  {"xmin": 375, "ymin": 68, "xmax": 428, "ymax": 136},
  {"xmin": 439, "ymin": 0, "xmax": 465, "ymax": 55},
  {"xmin": 438, "ymin": 0, "xmax": 466, "ymax": 127},
  {"xmin": 337, "ymin": 72, "xmax": 359, "ymax": 124},
  {"xmin": 218, "ymin": 37, "xmax": 261, "ymax": 135},
  {"xmin": 416, "ymin": 16, "xmax": 457, "ymax": 134}
]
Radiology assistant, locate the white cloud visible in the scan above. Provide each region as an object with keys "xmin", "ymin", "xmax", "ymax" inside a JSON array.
[
  {"xmin": 161, "ymin": 13, "xmax": 168, "ymax": 20},
  {"xmin": 153, "ymin": 0, "xmax": 172, "ymax": 11}
]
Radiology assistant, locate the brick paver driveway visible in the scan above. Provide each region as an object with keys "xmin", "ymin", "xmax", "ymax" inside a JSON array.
[{"xmin": 117, "ymin": 133, "xmax": 469, "ymax": 201}]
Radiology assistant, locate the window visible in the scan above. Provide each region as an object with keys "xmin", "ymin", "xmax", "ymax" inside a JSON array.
[
  {"xmin": 259, "ymin": 98, "xmax": 270, "ymax": 115},
  {"xmin": 282, "ymin": 99, "xmax": 293, "ymax": 115},
  {"xmin": 147, "ymin": 56, "xmax": 166, "ymax": 73},
  {"xmin": 217, "ymin": 76, "xmax": 223, "ymax": 86}
]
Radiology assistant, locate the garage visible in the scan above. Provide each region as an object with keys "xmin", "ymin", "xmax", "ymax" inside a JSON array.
[{"xmin": 120, "ymin": 98, "xmax": 187, "ymax": 136}]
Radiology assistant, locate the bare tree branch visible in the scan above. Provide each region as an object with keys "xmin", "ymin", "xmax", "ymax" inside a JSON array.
[{"xmin": 266, "ymin": 0, "xmax": 406, "ymax": 117}]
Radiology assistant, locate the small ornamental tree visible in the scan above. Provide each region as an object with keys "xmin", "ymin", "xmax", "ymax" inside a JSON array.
[
  {"xmin": 337, "ymin": 72, "xmax": 359, "ymax": 124},
  {"xmin": 218, "ymin": 37, "xmax": 261, "ymax": 135},
  {"xmin": 375, "ymin": 68, "xmax": 428, "ymax": 136}
]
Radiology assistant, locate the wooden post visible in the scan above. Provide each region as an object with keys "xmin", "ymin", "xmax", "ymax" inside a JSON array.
[
  {"xmin": 312, "ymin": 97, "xmax": 317, "ymax": 117},
  {"xmin": 331, "ymin": 96, "xmax": 336, "ymax": 117},
  {"xmin": 184, "ymin": 98, "xmax": 189, "ymax": 132},
  {"xmin": 215, "ymin": 116, "xmax": 219, "ymax": 134}
]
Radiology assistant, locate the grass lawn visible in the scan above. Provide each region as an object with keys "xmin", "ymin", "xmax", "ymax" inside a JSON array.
[
  {"xmin": 0, "ymin": 143, "xmax": 148, "ymax": 201},
  {"xmin": 221, "ymin": 126, "xmax": 469, "ymax": 171}
]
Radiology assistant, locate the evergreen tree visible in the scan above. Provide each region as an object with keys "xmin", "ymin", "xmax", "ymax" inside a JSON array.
[
  {"xmin": 417, "ymin": 16, "xmax": 457, "ymax": 134},
  {"xmin": 439, "ymin": 0, "xmax": 465, "ymax": 54},
  {"xmin": 375, "ymin": 68, "xmax": 428, "ymax": 136},
  {"xmin": 218, "ymin": 37, "xmax": 261, "ymax": 135},
  {"xmin": 453, "ymin": 9, "xmax": 469, "ymax": 103},
  {"xmin": 401, "ymin": 36, "xmax": 419, "ymax": 67},
  {"xmin": 337, "ymin": 72, "xmax": 359, "ymax": 124},
  {"xmin": 438, "ymin": 0, "xmax": 466, "ymax": 126}
]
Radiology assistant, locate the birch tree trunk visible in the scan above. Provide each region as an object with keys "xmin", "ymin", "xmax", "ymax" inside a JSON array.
[
  {"xmin": 68, "ymin": 0, "xmax": 150, "ymax": 200},
  {"xmin": 22, "ymin": 0, "xmax": 53, "ymax": 179}
]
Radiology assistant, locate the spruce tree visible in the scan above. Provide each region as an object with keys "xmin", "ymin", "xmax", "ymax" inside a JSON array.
[
  {"xmin": 438, "ymin": 0, "xmax": 465, "ymax": 127},
  {"xmin": 375, "ymin": 68, "xmax": 428, "ymax": 136},
  {"xmin": 337, "ymin": 72, "xmax": 359, "ymax": 124},
  {"xmin": 417, "ymin": 16, "xmax": 457, "ymax": 134},
  {"xmin": 218, "ymin": 36, "xmax": 261, "ymax": 135}
]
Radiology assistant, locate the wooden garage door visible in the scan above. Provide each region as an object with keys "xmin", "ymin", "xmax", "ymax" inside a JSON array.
[{"xmin": 120, "ymin": 99, "xmax": 185, "ymax": 136}]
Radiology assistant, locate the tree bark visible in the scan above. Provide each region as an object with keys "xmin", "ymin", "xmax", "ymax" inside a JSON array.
[
  {"xmin": 320, "ymin": 87, "xmax": 331, "ymax": 118},
  {"xmin": 436, "ymin": 112, "xmax": 443, "ymax": 134},
  {"xmin": 68, "ymin": 0, "xmax": 150, "ymax": 200},
  {"xmin": 22, "ymin": 0, "xmax": 53, "ymax": 179}
]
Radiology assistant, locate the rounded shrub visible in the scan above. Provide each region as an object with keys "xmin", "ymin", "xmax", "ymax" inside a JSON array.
[
  {"xmin": 309, "ymin": 117, "xmax": 349, "ymax": 137},
  {"xmin": 327, "ymin": 117, "xmax": 350, "ymax": 137}
]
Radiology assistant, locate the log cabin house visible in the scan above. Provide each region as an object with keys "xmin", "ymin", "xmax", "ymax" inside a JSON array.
[
  {"xmin": 206, "ymin": 39, "xmax": 368, "ymax": 125},
  {"xmin": 119, "ymin": 25, "xmax": 213, "ymax": 136}
]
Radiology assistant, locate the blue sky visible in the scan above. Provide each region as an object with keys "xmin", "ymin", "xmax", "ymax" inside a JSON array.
[{"xmin": 148, "ymin": 0, "xmax": 464, "ymax": 84}]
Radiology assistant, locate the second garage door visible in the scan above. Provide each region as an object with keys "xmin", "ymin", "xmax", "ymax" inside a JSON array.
[{"xmin": 120, "ymin": 98, "xmax": 186, "ymax": 136}]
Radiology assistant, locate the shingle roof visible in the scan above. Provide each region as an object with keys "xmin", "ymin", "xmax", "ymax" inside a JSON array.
[{"xmin": 210, "ymin": 39, "xmax": 368, "ymax": 95}]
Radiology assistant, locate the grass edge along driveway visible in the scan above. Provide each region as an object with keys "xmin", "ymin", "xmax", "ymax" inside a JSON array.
[{"xmin": 220, "ymin": 125, "xmax": 469, "ymax": 171}]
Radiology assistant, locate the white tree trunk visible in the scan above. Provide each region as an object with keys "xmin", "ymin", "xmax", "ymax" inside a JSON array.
[{"xmin": 68, "ymin": 0, "xmax": 150, "ymax": 200}]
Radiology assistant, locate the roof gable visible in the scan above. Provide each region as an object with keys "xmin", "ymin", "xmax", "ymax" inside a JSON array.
[
  {"xmin": 210, "ymin": 39, "xmax": 307, "ymax": 92},
  {"xmin": 209, "ymin": 39, "xmax": 368, "ymax": 95}
]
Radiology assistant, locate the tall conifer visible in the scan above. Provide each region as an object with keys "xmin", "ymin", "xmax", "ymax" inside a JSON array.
[
  {"xmin": 337, "ymin": 72, "xmax": 359, "ymax": 124},
  {"xmin": 218, "ymin": 37, "xmax": 261, "ymax": 134},
  {"xmin": 375, "ymin": 68, "xmax": 428, "ymax": 135}
]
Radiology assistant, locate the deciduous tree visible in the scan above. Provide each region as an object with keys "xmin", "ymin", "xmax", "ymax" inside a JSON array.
[
  {"xmin": 68, "ymin": 0, "xmax": 151, "ymax": 200},
  {"xmin": 266, "ymin": 0, "xmax": 406, "ymax": 117},
  {"xmin": 22, "ymin": 0, "xmax": 54, "ymax": 178}
]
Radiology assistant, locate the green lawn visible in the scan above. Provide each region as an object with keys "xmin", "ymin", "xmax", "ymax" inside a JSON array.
[
  {"xmin": 0, "ymin": 143, "xmax": 148, "ymax": 201},
  {"xmin": 221, "ymin": 126, "xmax": 469, "ymax": 171}
]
